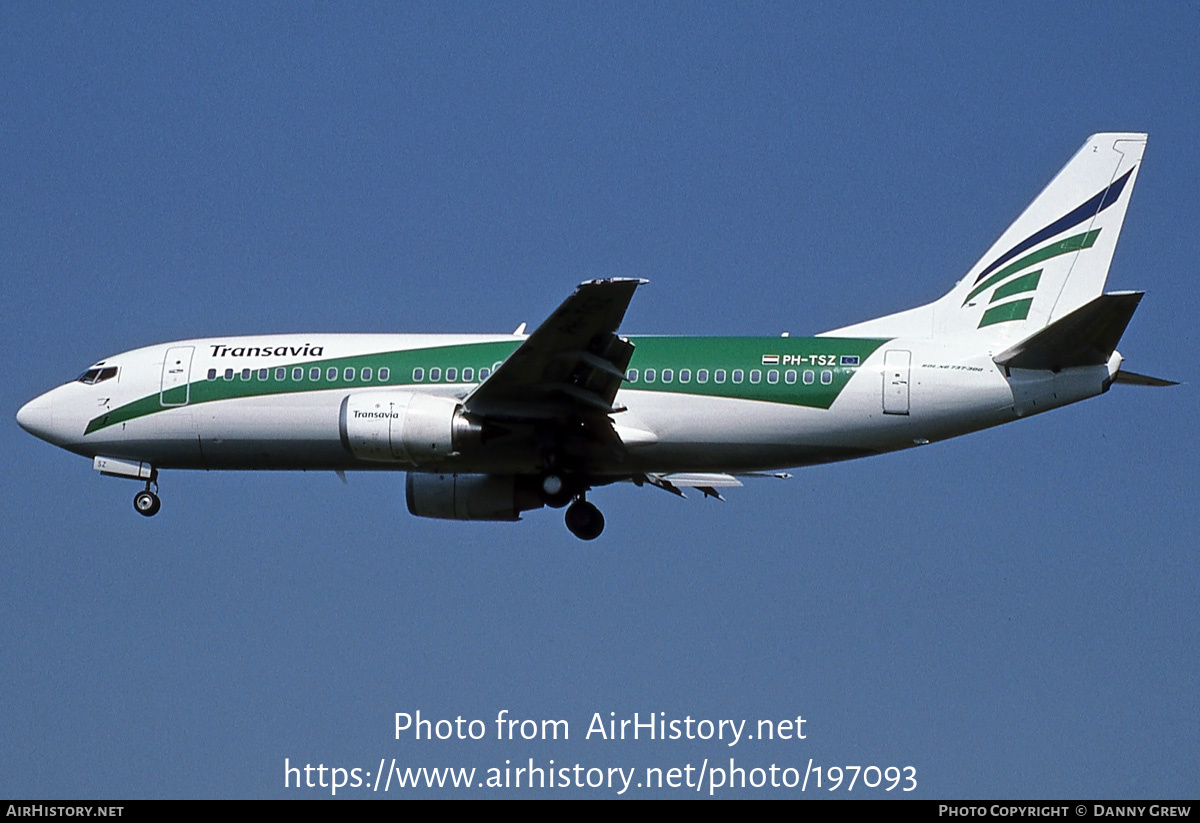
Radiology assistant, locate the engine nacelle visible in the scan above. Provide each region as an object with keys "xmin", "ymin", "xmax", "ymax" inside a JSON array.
[
  {"xmin": 406, "ymin": 473, "xmax": 544, "ymax": 521},
  {"xmin": 339, "ymin": 391, "xmax": 481, "ymax": 464}
]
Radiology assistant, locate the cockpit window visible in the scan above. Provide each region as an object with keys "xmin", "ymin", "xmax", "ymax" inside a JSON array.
[{"xmin": 77, "ymin": 367, "xmax": 118, "ymax": 385}]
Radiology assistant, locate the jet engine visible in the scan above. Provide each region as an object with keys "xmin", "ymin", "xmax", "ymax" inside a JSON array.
[
  {"xmin": 405, "ymin": 473, "xmax": 544, "ymax": 521},
  {"xmin": 339, "ymin": 391, "xmax": 481, "ymax": 464}
]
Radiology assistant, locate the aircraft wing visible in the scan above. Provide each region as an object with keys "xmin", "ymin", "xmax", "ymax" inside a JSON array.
[{"xmin": 463, "ymin": 278, "xmax": 646, "ymax": 422}]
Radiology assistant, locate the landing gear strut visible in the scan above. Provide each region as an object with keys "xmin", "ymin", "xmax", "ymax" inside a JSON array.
[
  {"xmin": 133, "ymin": 473, "xmax": 161, "ymax": 517},
  {"xmin": 564, "ymin": 497, "xmax": 604, "ymax": 540}
]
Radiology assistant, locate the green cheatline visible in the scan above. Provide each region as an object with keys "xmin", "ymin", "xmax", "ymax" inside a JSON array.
[{"xmin": 85, "ymin": 336, "xmax": 890, "ymax": 434}]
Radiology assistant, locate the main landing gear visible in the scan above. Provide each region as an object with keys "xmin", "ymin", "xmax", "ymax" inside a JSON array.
[
  {"xmin": 538, "ymin": 471, "xmax": 605, "ymax": 540},
  {"xmin": 133, "ymin": 475, "xmax": 161, "ymax": 517},
  {"xmin": 564, "ymin": 496, "xmax": 604, "ymax": 541}
]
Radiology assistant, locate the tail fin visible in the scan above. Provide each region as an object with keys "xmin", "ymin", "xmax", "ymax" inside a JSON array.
[{"xmin": 823, "ymin": 133, "xmax": 1147, "ymax": 341}]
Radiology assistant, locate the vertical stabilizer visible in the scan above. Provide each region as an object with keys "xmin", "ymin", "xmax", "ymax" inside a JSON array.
[{"xmin": 822, "ymin": 134, "xmax": 1146, "ymax": 342}]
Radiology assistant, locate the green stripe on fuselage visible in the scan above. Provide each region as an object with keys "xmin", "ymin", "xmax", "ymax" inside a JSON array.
[
  {"xmin": 621, "ymin": 336, "xmax": 887, "ymax": 409},
  {"xmin": 84, "ymin": 336, "xmax": 889, "ymax": 434}
]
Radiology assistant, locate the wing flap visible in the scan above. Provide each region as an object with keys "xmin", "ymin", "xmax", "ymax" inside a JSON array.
[{"xmin": 640, "ymin": 472, "xmax": 744, "ymax": 501}]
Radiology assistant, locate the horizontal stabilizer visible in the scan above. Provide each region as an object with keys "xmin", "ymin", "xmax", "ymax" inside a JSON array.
[
  {"xmin": 1112, "ymin": 369, "xmax": 1178, "ymax": 387},
  {"xmin": 993, "ymin": 292, "xmax": 1143, "ymax": 371}
]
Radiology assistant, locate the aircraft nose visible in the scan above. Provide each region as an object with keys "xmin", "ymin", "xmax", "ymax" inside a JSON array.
[{"xmin": 16, "ymin": 391, "xmax": 56, "ymax": 442}]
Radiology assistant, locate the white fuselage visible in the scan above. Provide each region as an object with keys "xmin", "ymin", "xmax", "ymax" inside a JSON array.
[{"xmin": 16, "ymin": 332, "xmax": 1117, "ymax": 477}]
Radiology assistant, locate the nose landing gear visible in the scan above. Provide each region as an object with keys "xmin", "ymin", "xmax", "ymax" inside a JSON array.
[
  {"xmin": 564, "ymin": 496, "xmax": 604, "ymax": 540},
  {"xmin": 133, "ymin": 489, "xmax": 160, "ymax": 516},
  {"xmin": 133, "ymin": 474, "xmax": 161, "ymax": 517}
]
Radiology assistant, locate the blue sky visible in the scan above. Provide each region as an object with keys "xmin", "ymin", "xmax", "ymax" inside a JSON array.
[{"xmin": 2, "ymin": 2, "xmax": 1196, "ymax": 798}]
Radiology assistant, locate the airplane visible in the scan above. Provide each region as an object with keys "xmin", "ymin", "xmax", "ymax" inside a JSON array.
[{"xmin": 16, "ymin": 133, "xmax": 1174, "ymax": 540}]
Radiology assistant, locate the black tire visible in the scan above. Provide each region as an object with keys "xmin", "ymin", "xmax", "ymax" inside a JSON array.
[
  {"xmin": 134, "ymin": 490, "xmax": 161, "ymax": 517},
  {"xmin": 564, "ymin": 500, "xmax": 604, "ymax": 540}
]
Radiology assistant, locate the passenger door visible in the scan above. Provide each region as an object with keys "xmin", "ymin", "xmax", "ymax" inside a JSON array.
[{"xmin": 160, "ymin": 346, "xmax": 194, "ymax": 406}]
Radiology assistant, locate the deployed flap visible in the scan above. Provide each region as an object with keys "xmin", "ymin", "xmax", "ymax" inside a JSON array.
[
  {"xmin": 642, "ymin": 473, "xmax": 744, "ymax": 501},
  {"xmin": 464, "ymin": 278, "xmax": 646, "ymax": 420},
  {"xmin": 658, "ymin": 473, "xmax": 744, "ymax": 488},
  {"xmin": 993, "ymin": 291, "xmax": 1142, "ymax": 371}
]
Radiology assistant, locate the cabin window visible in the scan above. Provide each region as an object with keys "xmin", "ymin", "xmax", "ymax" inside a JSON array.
[
  {"xmin": 785, "ymin": 369, "xmax": 797, "ymax": 384},
  {"xmin": 276, "ymin": 368, "xmax": 286, "ymax": 381},
  {"xmin": 207, "ymin": 368, "xmax": 217, "ymax": 380},
  {"xmin": 732, "ymin": 369, "xmax": 743, "ymax": 383},
  {"xmin": 361, "ymin": 367, "xmax": 372, "ymax": 381},
  {"xmin": 679, "ymin": 369, "xmax": 691, "ymax": 383},
  {"xmin": 327, "ymin": 367, "xmax": 338, "ymax": 381},
  {"xmin": 241, "ymin": 368, "xmax": 251, "ymax": 380},
  {"xmin": 430, "ymin": 367, "xmax": 442, "ymax": 381},
  {"xmin": 750, "ymin": 370, "xmax": 762, "ymax": 384},
  {"xmin": 413, "ymin": 367, "xmax": 424, "ymax": 381},
  {"xmin": 479, "ymin": 368, "xmax": 490, "ymax": 380},
  {"xmin": 767, "ymin": 370, "xmax": 779, "ymax": 384},
  {"xmin": 644, "ymin": 368, "xmax": 656, "ymax": 383},
  {"xmin": 309, "ymin": 367, "xmax": 320, "ymax": 381},
  {"xmin": 463, "ymin": 367, "xmax": 474, "ymax": 381},
  {"xmin": 293, "ymin": 367, "xmax": 304, "ymax": 381},
  {"xmin": 803, "ymin": 370, "xmax": 814, "ymax": 384},
  {"xmin": 715, "ymin": 369, "xmax": 726, "ymax": 383},
  {"xmin": 661, "ymin": 368, "xmax": 674, "ymax": 383},
  {"xmin": 697, "ymin": 369, "xmax": 709, "ymax": 383},
  {"xmin": 626, "ymin": 368, "xmax": 638, "ymax": 382},
  {"xmin": 446, "ymin": 367, "xmax": 458, "ymax": 382},
  {"xmin": 379, "ymin": 367, "xmax": 390, "ymax": 381},
  {"xmin": 225, "ymin": 368, "xmax": 234, "ymax": 380},
  {"xmin": 258, "ymin": 368, "xmax": 269, "ymax": 380},
  {"xmin": 821, "ymin": 370, "xmax": 833, "ymax": 384},
  {"xmin": 344, "ymin": 367, "xmax": 355, "ymax": 381}
]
